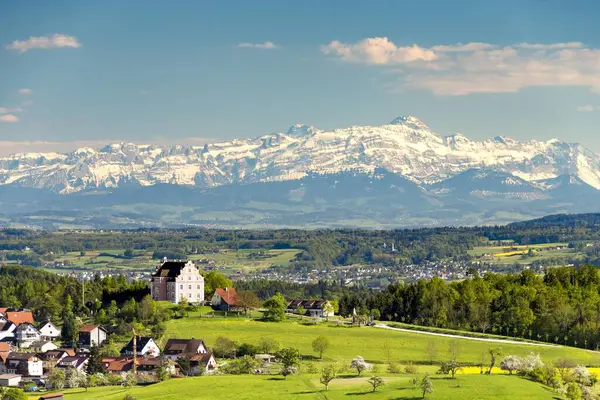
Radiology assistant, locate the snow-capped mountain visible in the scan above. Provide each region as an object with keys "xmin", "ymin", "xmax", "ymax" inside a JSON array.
[{"xmin": 2, "ymin": 115, "xmax": 600, "ymax": 195}]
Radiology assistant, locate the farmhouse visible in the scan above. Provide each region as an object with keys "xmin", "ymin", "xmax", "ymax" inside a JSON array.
[
  {"xmin": 211, "ymin": 287, "xmax": 238, "ymax": 311},
  {"xmin": 78, "ymin": 324, "xmax": 107, "ymax": 348},
  {"xmin": 286, "ymin": 299, "xmax": 334, "ymax": 318},
  {"xmin": 150, "ymin": 259, "xmax": 205, "ymax": 304},
  {"xmin": 120, "ymin": 336, "xmax": 161, "ymax": 357},
  {"xmin": 188, "ymin": 352, "xmax": 218, "ymax": 374},
  {"xmin": 163, "ymin": 338, "xmax": 209, "ymax": 361},
  {"xmin": 56, "ymin": 355, "xmax": 88, "ymax": 372}
]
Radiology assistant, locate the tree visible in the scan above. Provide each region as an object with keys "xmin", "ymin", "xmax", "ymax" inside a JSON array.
[
  {"xmin": 554, "ymin": 357, "xmax": 576, "ymax": 381},
  {"xmin": 203, "ymin": 271, "xmax": 233, "ymax": 299},
  {"xmin": 278, "ymin": 347, "xmax": 300, "ymax": 369},
  {"xmin": 124, "ymin": 372, "xmax": 137, "ymax": 388},
  {"xmin": 350, "ymin": 356, "xmax": 371, "ymax": 376},
  {"xmin": 263, "ymin": 292, "xmax": 287, "ymax": 322},
  {"xmin": 320, "ymin": 363, "xmax": 339, "ymax": 391},
  {"xmin": 438, "ymin": 360, "xmax": 462, "ymax": 379},
  {"xmin": 237, "ymin": 343, "xmax": 258, "ymax": 357},
  {"xmin": 0, "ymin": 389, "xmax": 26, "ymax": 400},
  {"xmin": 257, "ymin": 336, "xmax": 279, "ymax": 354},
  {"xmin": 236, "ymin": 290, "xmax": 260, "ymax": 315},
  {"xmin": 487, "ymin": 347, "xmax": 501, "ymax": 374},
  {"xmin": 448, "ymin": 340, "xmax": 460, "ymax": 362},
  {"xmin": 500, "ymin": 355, "xmax": 522, "ymax": 375},
  {"xmin": 177, "ymin": 356, "xmax": 192, "ymax": 376},
  {"xmin": 295, "ymin": 305, "xmax": 306, "ymax": 319},
  {"xmin": 425, "ymin": 341, "xmax": 437, "ymax": 365},
  {"xmin": 213, "ymin": 336, "xmax": 238, "ymax": 358},
  {"xmin": 221, "ymin": 355, "xmax": 259, "ymax": 375},
  {"xmin": 566, "ymin": 382, "xmax": 582, "ymax": 400},
  {"xmin": 61, "ymin": 295, "xmax": 77, "ymax": 346},
  {"xmin": 139, "ymin": 295, "xmax": 156, "ymax": 324},
  {"xmin": 421, "ymin": 374, "xmax": 434, "ymax": 398},
  {"xmin": 312, "ymin": 336, "xmax": 330, "ymax": 359},
  {"xmin": 124, "ymin": 249, "xmax": 134, "ymax": 258},
  {"xmin": 368, "ymin": 376, "xmax": 386, "ymax": 392},
  {"xmin": 87, "ymin": 345, "xmax": 104, "ymax": 375},
  {"xmin": 323, "ymin": 302, "xmax": 334, "ymax": 321},
  {"xmin": 280, "ymin": 365, "xmax": 298, "ymax": 379},
  {"xmin": 48, "ymin": 368, "xmax": 66, "ymax": 390}
]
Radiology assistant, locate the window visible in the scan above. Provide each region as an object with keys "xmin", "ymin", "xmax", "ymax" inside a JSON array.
[
  {"xmin": 180, "ymin": 284, "xmax": 183, "ymax": 290},
  {"xmin": 188, "ymin": 293, "xmax": 191, "ymax": 298},
  {"xmin": 188, "ymin": 284, "xmax": 192, "ymax": 289},
  {"xmin": 197, "ymin": 293, "xmax": 201, "ymax": 298},
  {"xmin": 197, "ymin": 284, "xmax": 200, "ymax": 289}
]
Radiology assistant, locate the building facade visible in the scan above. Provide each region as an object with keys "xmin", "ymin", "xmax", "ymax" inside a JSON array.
[{"xmin": 150, "ymin": 260, "xmax": 205, "ymax": 304}]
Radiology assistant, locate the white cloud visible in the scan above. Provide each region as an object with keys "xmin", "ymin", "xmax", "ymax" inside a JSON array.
[
  {"xmin": 237, "ymin": 42, "xmax": 280, "ymax": 49},
  {"xmin": 321, "ymin": 37, "xmax": 436, "ymax": 65},
  {"xmin": 322, "ymin": 38, "xmax": 600, "ymax": 95},
  {"xmin": 18, "ymin": 88, "xmax": 32, "ymax": 95},
  {"xmin": 0, "ymin": 114, "xmax": 19, "ymax": 123},
  {"xmin": 7, "ymin": 34, "xmax": 81, "ymax": 53},
  {"xmin": 577, "ymin": 105, "xmax": 597, "ymax": 112}
]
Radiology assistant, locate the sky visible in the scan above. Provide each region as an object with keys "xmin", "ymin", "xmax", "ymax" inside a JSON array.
[{"xmin": 3, "ymin": 0, "xmax": 600, "ymax": 155}]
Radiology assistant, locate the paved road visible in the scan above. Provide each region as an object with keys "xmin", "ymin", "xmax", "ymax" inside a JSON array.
[{"xmin": 375, "ymin": 324, "xmax": 557, "ymax": 347}]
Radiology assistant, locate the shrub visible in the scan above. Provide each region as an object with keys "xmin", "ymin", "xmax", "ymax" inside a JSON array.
[
  {"xmin": 404, "ymin": 363, "xmax": 418, "ymax": 375},
  {"xmin": 387, "ymin": 362, "xmax": 401, "ymax": 374},
  {"xmin": 572, "ymin": 366, "xmax": 592, "ymax": 386},
  {"xmin": 222, "ymin": 355, "xmax": 259, "ymax": 375},
  {"xmin": 499, "ymin": 355, "xmax": 522, "ymax": 375}
]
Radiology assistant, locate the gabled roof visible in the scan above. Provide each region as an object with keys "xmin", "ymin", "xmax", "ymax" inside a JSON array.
[
  {"xmin": 39, "ymin": 320, "xmax": 59, "ymax": 329},
  {"xmin": 215, "ymin": 288, "xmax": 237, "ymax": 305},
  {"xmin": 0, "ymin": 308, "xmax": 8, "ymax": 315},
  {"xmin": 4, "ymin": 311, "xmax": 34, "ymax": 325},
  {"xmin": 287, "ymin": 299, "xmax": 329, "ymax": 309},
  {"xmin": 0, "ymin": 343, "xmax": 10, "ymax": 352},
  {"xmin": 57, "ymin": 355, "xmax": 88, "ymax": 368},
  {"xmin": 37, "ymin": 350, "xmax": 68, "ymax": 361},
  {"xmin": 0, "ymin": 321, "xmax": 16, "ymax": 332},
  {"xmin": 163, "ymin": 338, "xmax": 206, "ymax": 355},
  {"xmin": 78, "ymin": 324, "xmax": 105, "ymax": 333},
  {"xmin": 6, "ymin": 352, "xmax": 37, "ymax": 361},
  {"xmin": 105, "ymin": 357, "xmax": 133, "ymax": 372},
  {"xmin": 188, "ymin": 353, "xmax": 214, "ymax": 364},
  {"xmin": 16, "ymin": 322, "xmax": 39, "ymax": 332},
  {"xmin": 120, "ymin": 336, "xmax": 156, "ymax": 354},
  {"xmin": 152, "ymin": 261, "xmax": 189, "ymax": 278}
]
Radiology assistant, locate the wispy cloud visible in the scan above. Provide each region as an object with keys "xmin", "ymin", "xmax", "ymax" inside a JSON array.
[
  {"xmin": 237, "ymin": 41, "xmax": 280, "ymax": 50},
  {"xmin": 577, "ymin": 105, "xmax": 598, "ymax": 112},
  {"xmin": 18, "ymin": 88, "xmax": 32, "ymax": 95},
  {"xmin": 6, "ymin": 34, "xmax": 81, "ymax": 53},
  {"xmin": 322, "ymin": 38, "xmax": 600, "ymax": 95},
  {"xmin": 0, "ymin": 114, "xmax": 19, "ymax": 123},
  {"xmin": 0, "ymin": 107, "xmax": 23, "ymax": 114}
]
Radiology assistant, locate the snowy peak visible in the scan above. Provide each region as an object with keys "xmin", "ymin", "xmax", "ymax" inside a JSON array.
[
  {"xmin": 389, "ymin": 115, "xmax": 430, "ymax": 131},
  {"xmin": 1, "ymin": 115, "xmax": 600, "ymax": 194}
]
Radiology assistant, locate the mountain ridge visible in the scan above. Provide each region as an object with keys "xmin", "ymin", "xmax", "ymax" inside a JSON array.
[{"xmin": 3, "ymin": 116, "xmax": 600, "ymax": 194}]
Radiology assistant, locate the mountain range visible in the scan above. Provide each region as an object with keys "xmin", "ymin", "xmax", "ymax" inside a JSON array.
[{"xmin": 2, "ymin": 116, "xmax": 600, "ymax": 229}]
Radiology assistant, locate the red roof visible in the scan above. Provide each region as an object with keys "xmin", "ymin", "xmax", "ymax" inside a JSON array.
[
  {"xmin": 79, "ymin": 324, "xmax": 102, "ymax": 333},
  {"xmin": 0, "ymin": 343, "xmax": 10, "ymax": 352},
  {"xmin": 4, "ymin": 311, "xmax": 34, "ymax": 325},
  {"xmin": 215, "ymin": 288, "xmax": 237, "ymax": 305},
  {"xmin": 0, "ymin": 308, "xmax": 7, "ymax": 315}
]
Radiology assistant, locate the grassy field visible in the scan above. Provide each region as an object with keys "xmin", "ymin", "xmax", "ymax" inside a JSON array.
[
  {"xmin": 32, "ymin": 374, "xmax": 566, "ymax": 400},
  {"xmin": 189, "ymin": 248, "xmax": 301, "ymax": 272},
  {"xmin": 468, "ymin": 242, "xmax": 576, "ymax": 265},
  {"xmin": 164, "ymin": 317, "xmax": 597, "ymax": 365}
]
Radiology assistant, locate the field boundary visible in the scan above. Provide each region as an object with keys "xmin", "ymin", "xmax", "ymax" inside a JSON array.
[{"xmin": 375, "ymin": 324, "xmax": 557, "ymax": 347}]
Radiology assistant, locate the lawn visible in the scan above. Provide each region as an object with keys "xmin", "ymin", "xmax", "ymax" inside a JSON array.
[
  {"xmin": 468, "ymin": 242, "xmax": 577, "ymax": 265},
  {"xmin": 188, "ymin": 248, "xmax": 301, "ymax": 272},
  {"xmin": 164, "ymin": 317, "xmax": 596, "ymax": 365},
  {"xmin": 33, "ymin": 374, "xmax": 565, "ymax": 400}
]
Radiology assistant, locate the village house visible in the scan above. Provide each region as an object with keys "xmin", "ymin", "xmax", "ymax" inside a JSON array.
[
  {"xmin": 188, "ymin": 352, "xmax": 218, "ymax": 374},
  {"xmin": 15, "ymin": 323, "xmax": 41, "ymax": 348},
  {"xmin": 39, "ymin": 321, "xmax": 61, "ymax": 342},
  {"xmin": 102, "ymin": 357, "xmax": 132, "ymax": 377},
  {"xmin": 211, "ymin": 287, "xmax": 238, "ymax": 312},
  {"xmin": 120, "ymin": 336, "xmax": 160, "ymax": 357},
  {"xmin": 286, "ymin": 299, "xmax": 335, "ymax": 318},
  {"xmin": 2, "ymin": 310, "xmax": 34, "ymax": 326},
  {"xmin": 4, "ymin": 352, "xmax": 43, "ymax": 376},
  {"xmin": 56, "ymin": 355, "xmax": 88, "ymax": 372},
  {"xmin": 163, "ymin": 338, "xmax": 209, "ymax": 361},
  {"xmin": 78, "ymin": 324, "xmax": 107, "ymax": 348},
  {"xmin": 150, "ymin": 259, "xmax": 205, "ymax": 304},
  {"xmin": 37, "ymin": 350, "xmax": 72, "ymax": 374},
  {"xmin": 137, "ymin": 357, "xmax": 176, "ymax": 376},
  {"xmin": 30, "ymin": 341, "xmax": 58, "ymax": 353},
  {"xmin": 0, "ymin": 373, "xmax": 21, "ymax": 387},
  {"xmin": 0, "ymin": 321, "xmax": 16, "ymax": 342}
]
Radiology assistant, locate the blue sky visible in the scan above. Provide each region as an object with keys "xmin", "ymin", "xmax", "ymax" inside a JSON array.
[{"xmin": 2, "ymin": 0, "xmax": 600, "ymax": 155}]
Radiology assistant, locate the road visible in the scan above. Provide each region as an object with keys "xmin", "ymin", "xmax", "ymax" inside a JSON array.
[{"xmin": 375, "ymin": 324, "xmax": 557, "ymax": 347}]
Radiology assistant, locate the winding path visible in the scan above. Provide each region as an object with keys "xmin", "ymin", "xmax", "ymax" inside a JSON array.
[{"xmin": 375, "ymin": 324, "xmax": 557, "ymax": 347}]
